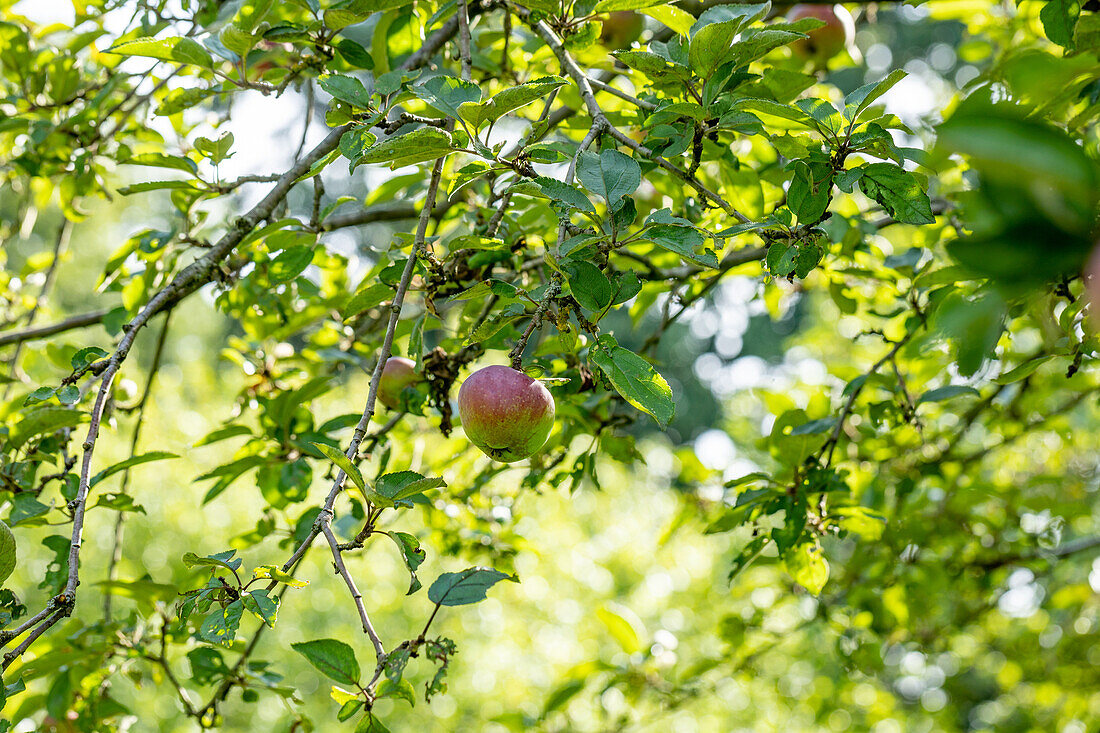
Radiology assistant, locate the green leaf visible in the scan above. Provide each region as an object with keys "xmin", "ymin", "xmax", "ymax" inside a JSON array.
[
  {"xmin": 784, "ymin": 541, "xmax": 829, "ymax": 596},
  {"xmin": 857, "ymin": 163, "xmax": 935, "ymax": 225},
  {"xmin": 576, "ymin": 149, "xmax": 641, "ymax": 206},
  {"xmin": 356, "ymin": 127, "xmax": 453, "ymax": 168},
  {"xmin": 833, "ymin": 506, "xmax": 887, "ymax": 540},
  {"xmin": 96, "ymin": 578, "xmax": 178, "ymax": 606},
  {"xmin": 591, "ymin": 334, "xmax": 674, "ymax": 427},
  {"xmin": 412, "ymin": 75, "xmax": 482, "ymax": 120},
  {"xmin": 22, "ymin": 386, "xmax": 56, "ymax": 407},
  {"xmin": 291, "ymin": 639, "xmax": 361, "ymax": 685},
  {"xmin": 376, "ymin": 677, "xmax": 416, "ymax": 706},
  {"xmin": 106, "ymin": 36, "xmax": 215, "ymax": 68},
  {"xmin": 844, "ymin": 70, "xmax": 907, "ymax": 121},
  {"xmin": 641, "ymin": 5, "xmax": 696, "ymax": 36},
  {"xmin": 937, "ymin": 111, "xmax": 1098, "ymax": 234},
  {"xmin": 156, "ymin": 87, "xmax": 218, "ymax": 116},
  {"xmin": 324, "ymin": 0, "xmax": 413, "ymax": 31},
  {"xmin": 118, "ymin": 180, "xmax": 202, "ymax": 195},
  {"xmin": 915, "ymin": 385, "xmax": 980, "ymax": 406},
  {"xmin": 219, "ymin": 24, "xmax": 260, "ymax": 57},
  {"xmin": 183, "ymin": 550, "xmax": 242, "ymax": 573},
  {"xmin": 93, "ymin": 493, "xmax": 145, "ymax": 513},
  {"xmin": 197, "ymin": 600, "xmax": 244, "ymax": 647},
  {"xmin": 268, "ymin": 246, "xmax": 315, "ymax": 283},
  {"xmin": 993, "ymin": 356, "xmax": 1055, "ymax": 385},
  {"xmin": 234, "ymin": 0, "xmax": 276, "ymax": 32},
  {"xmin": 9, "ymin": 407, "xmax": 87, "ymax": 449},
  {"xmin": 533, "ymin": 176, "xmax": 596, "ymax": 214},
  {"xmin": 793, "ymin": 98, "xmax": 844, "ymax": 134},
  {"xmin": 769, "ymin": 409, "xmax": 821, "ymax": 465},
  {"xmin": 789, "ymin": 417, "xmax": 837, "ymax": 436},
  {"xmin": 562, "ymin": 261, "xmax": 613, "ymax": 312},
  {"xmin": 0, "ymin": 520, "xmax": 16, "ymax": 586},
  {"xmin": 596, "ymin": 604, "xmax": 645, "ymax": 653},
  {"xmin": 736, "ymin": 98, "xmax": 818, "ymax": 131},
  {"xmin": 56, "ymin": 385, "xmax": 80, "ymax": 405},
  {"xmin": 90, "ymin": 451, "xmax": 178, "ymax": 487},
  {"xmin": 786, "ymin": 159, "xmax": 833, "ymax": 224},
  {"xmin": 460, "ymin": 76, "xmax": 567, "ymax": 128},
  {"xmin": 1041, "ymin": 0, "xmax": 1081, "ymax": 48},
  {"xmin": 194, "ymin": 424, "xmax": 252, "ymax": 446},
  {"xmin": 319, "ymin": 73, "xmax": 372, "ymax": 108},
  {"xmin": 385, "ymin": 531, "xmax": 425, "ymax": 595},
  {"xmin": 354, "ymin": 714, "xmax": 392, "ymax": 733},
  {"xmin": 194, "ymin": 132, "xmax": 234, "ymax": 164},
  {"xmin": 339, "ymin": 700, "xmax": 365, "ymax": 722},
  {"xmin": 644, "ymin": 224, "xmax": 718, "ymax": 268},
  {"xmin": 122, "ymin": 153, "xmax": 199, "ymax": 174},
  {"xmin": 311, "ymin": 442, "xmax": 394, "ymax": 508},
  {"xmin": 336, "ymin": 38, "xmax": 374, "ymax": 69},
  {"xmin": 427, "ymin": 567, "xmax": 513, "ymax": 606},
  {"xmin": 931, "ymin": 289, "xmax": 1006, "ymax": 377},
  {"xmin": 612, "ymin": 50, "xmax": 692, "ymax": 82},
  {"xmin": 376, "ymin": 471, "xmax": 445, "ymax": 501},
  {"xmin": 726, "ymin": 28, "xmax": 807, "ymax": 69},
  {"xmin": 242, "ymin": 589, "xmax": 280, "ymax": 627},
  {"xmin": 594, "ymin": 0, "xmax": 665, "ymax": 9},
  {"xmin": 342, "ymin": 283, "xmax": 393, "ymax": 319},
  {"xmin": 688, "ymin": 18, "xmax": 744, "ymax": 79}
]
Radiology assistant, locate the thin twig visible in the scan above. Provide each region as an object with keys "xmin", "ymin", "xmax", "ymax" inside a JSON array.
[
  {"xmin": 324, "ymin": 525, "xmax": 385, "ymax": 658},
  {"xmin": 586, "ymin": 75, "xmax": 656, "ymax": 111}
]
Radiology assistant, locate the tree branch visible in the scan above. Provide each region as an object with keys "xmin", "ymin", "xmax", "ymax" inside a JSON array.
[{"xmin": 0, "ymin": 308, "xmax": 108, "ymax": 348}]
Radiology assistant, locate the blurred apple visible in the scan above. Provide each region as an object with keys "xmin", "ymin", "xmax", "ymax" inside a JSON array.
[
  {"xmin": 600, "ymin": 11, "xmax": 644, "ymax": 49},
  {"xmin": 788, "ymin": 4, "xmax": 855, "ymax": 64},
  {"xmin": 378, "ymin": 357, "xmax": 418, "ymax": 410},
  {"xmin": 1085, "ymin": 243, "xmax": 1100, "ymax": 319}
]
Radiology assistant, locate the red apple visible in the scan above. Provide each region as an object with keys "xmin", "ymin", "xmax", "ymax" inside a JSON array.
[
  {"xmin": 377, "ymin": 357, "xmax": 417, "ymax": 410},
  {"xmin": 787, "ymin": 4, "xmax": 854, "ymax": 64},
  {"xmin": 457, "ymin": 365, "xmax": 555, "ymax": 462}
]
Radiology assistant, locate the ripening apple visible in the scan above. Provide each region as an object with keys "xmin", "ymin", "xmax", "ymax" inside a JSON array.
[
  {"xmin": 788, "ymin": 4, "xmax": 855, "ymax": 64},
  {"xmin": 377, "ymin": 357, "xmax": 418, "ymax": 410},
  {"xmin": 600, "ymin": 11, "xmax": 644, "ymax": 49},
  {"xmin": 457, "ymin": 365, "xmax": 555, "ymax": 462},
  {"xmin": 1085, "ymin": 243, "xmax": 1100, "ymax": 321}
]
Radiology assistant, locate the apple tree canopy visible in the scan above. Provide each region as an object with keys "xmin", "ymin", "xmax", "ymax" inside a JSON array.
[{"xmin": 0, "ymin": 0, "xmax": 1099, "ymax": 730}]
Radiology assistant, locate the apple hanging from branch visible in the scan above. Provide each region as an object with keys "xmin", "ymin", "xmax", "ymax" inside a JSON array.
[
  {"xmin": 377, "ymin": 357, "xmax": 418, "ymax": 411},
  {"xmin": 458, "ymin": 365, "xmax": 555, "ymax": 462}
]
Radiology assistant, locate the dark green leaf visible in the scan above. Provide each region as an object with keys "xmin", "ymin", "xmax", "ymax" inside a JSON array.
[
  {"xmin": 591, "ymin": 334, "xmax": 674, "ymax": 427},
  {"xmin": 428, "ymin": 567, "xmax": 513, "ymax": 607},
  {"xmin": 385, "ymin": 531, "xmax": 426, "ymax": 595},
  {"xmin": 576, "ymin": 149, "xmax": 641, "ymax": 206},
  {"xmin": 319, "ymin": 73, "xmax": 372, "ymax": 108},
  {"xmin": 562, "ymin": 261, "xmax": 613, "ymax": 312},
  {"xmin": 291, "ymin": 639, "xmax": 361, "ymax": 685},
  {"xmin": 857, "ymin": 163, "xmax": 935, "ymax": 225}
]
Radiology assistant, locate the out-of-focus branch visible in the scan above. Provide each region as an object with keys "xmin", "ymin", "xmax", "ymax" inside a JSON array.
[{"xmin": 0, "ymin": 304, "xmax": 104, "ymax": 347}]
